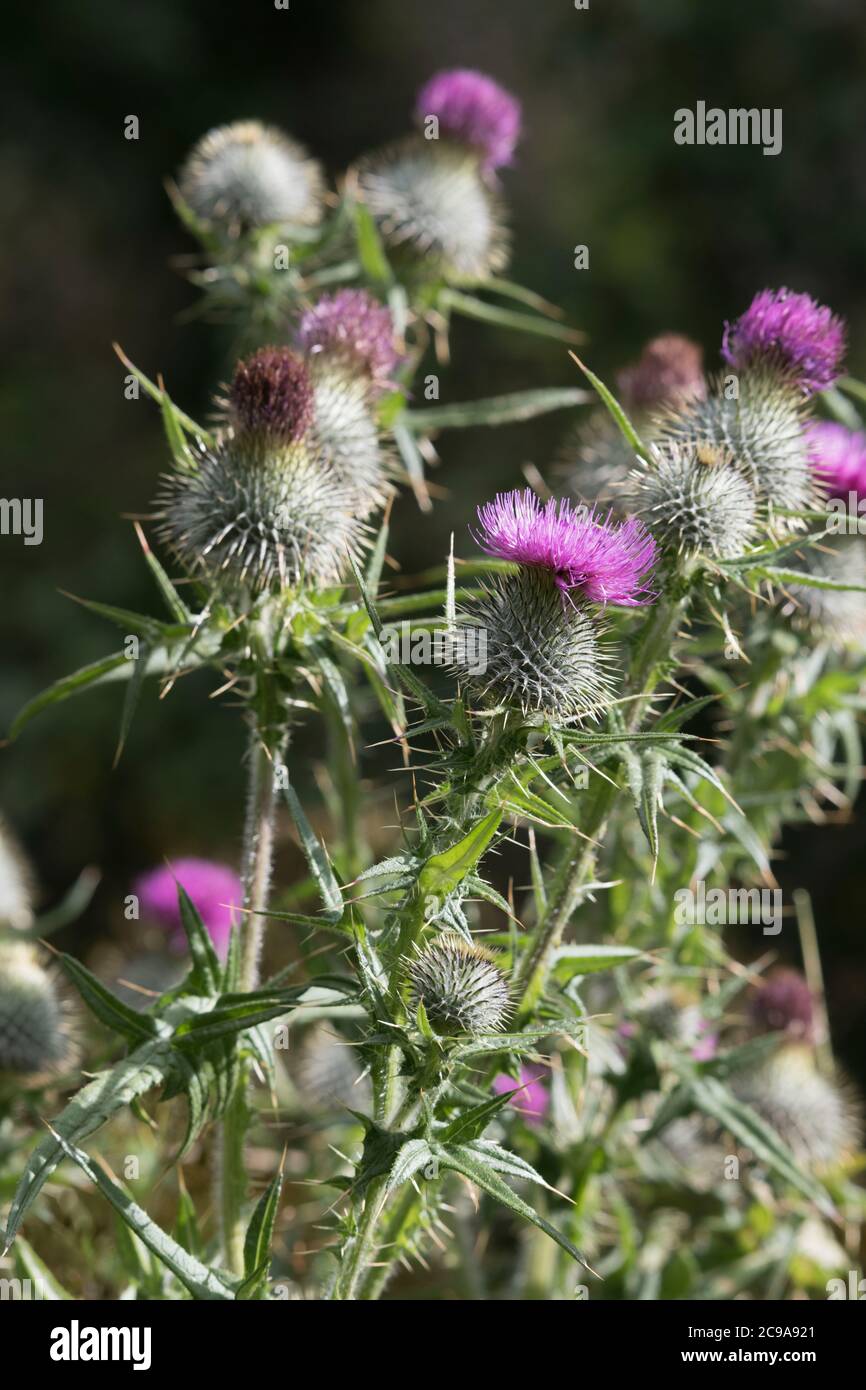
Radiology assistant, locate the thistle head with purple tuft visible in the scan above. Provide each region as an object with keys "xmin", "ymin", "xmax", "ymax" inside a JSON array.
[
  {"xmin": 297, "ymin": 290, "xmax": 398, "ymax": 388},
  {"xmin": 228, "ymin": 346, "xmax": 315, "ymax": 442},
  {"xmin": 749, "ymin": 969, "xmax": 815, "ymax": 1042},
  {"xmin": 722, "ymin": 288, "xmax": 845, "ymax": 397},
  {"xmin": 134, "ymin": 858, "xmax": 244, "ymax": 960},
  {"xmin": 454, "ymin": 490, "xmax": 656, "ymax": 722},
  {"xmin": 474, "ymin": 489, "xmax": 657, "ymax": 606},
  {"xmin": 414, "ymin": 68, "xmax": 522, "ymax": 172},
  {"xmin": 618, "ymin": 333, "xmax": 707, "ymax": 413}
]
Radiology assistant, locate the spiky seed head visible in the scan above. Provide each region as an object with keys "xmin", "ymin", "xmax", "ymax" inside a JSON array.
[
  {"xmin": 408, "ymin": 932, "xmax": 510, "ymax": 1037},
  {"xmin": 656, "ymin": 368, "xmax": 818, "ymax": 531},
  {"xmin": 806, "ymin": 420, "xmax": 866, "ymax": 503},
  {"xmin": 780, "ymin": 538, "xmax": 866, "ymax": 647},
  {"xmin": 297, "ymin": 290, "xmax": 399, "ymax": 388},
  {"xmin": 455, "ymin": 568, "xmax": 614, "ymax": 722},
  {"xmin": 732, "ymin": 1045, "xmax": 860, "ymax": 1170},
  {"xmin": 292, "ymin": 1023, "xmax": 372, "ymax": 1114},
  {"xmin": 178, "ymin": 120, "xmax": 325, "ymax": 234},
  {"xmin": 354, "ymin": 136, "xmax": 510, "ymax": 284},
  {"xmin": 630, "ymin": 439, "xmax": 758, "ymax": 559},
  {"xmin": 749, "ymin": 969, "xmax": 815, "ymax": 1042},
  {"xmin": 0, "ymin": 943, "xmax": 75, "ymax": 1079},
  {"xmin": 0, "ymin": 817, "xmax": 34, "ymax": 931},
  {"xmin": 617, "ymin": 334, "xmax": 707, "ymax": 412},
  {"xmin": 157, "ymin": 432, "xmax": 364, "ymax": 594},
  {"xmin": 414, "ymin": 69, "xmax": 522, "ymax": 172},
  {"xmin": 307, "ymin": 359, "xmax": 393, "ymax": 517},
  {"xmin": 722, "ymin": 287, "xmax": 845, "ymax": 397},
  {"xmin": 228, "ymin": 347, "xmax": 315, "ymax": 443}
]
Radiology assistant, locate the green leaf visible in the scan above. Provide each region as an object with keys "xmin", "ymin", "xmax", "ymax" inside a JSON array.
[
  {"xmin": 176, "ymin": 883, "xmax": 223, "ymax": 996},
  {"xmin": 134, "ymin": 524, "xmax": 192, "ymax": 622},
  {"xmin": 281, "ymin": 778, "xmax": 343, "ymax": 922},
  {"xmin": 416, "ymin": 811, "xmax": 502, "ymax": 903},
  {"xmin": 352, "ymin": 203, "xmax": 393, "ymax": 287},
  {"xmin": 433, "ymin": 1141, "xmax": 592, "ymax": 1271},
  {"xmin": 758, "ymin": 564, "xmax": 866, "ymax": 593},
  {"xmin": 113, "ymin": 344, "xmax": 212, "ymax": 444},
  {"xmin": 58, "ymin": 954, "xmax": 160, "ymax": 1045},
  {"xmin": 403, "ymin": 387, "xmax": 590, "ymax": 432},
  {"xmin": 442, "ymin": 289, "xmax": 584, "ymax": 344},
  {"xmin": 550, "ymin": 944, "xmax": 642, "ymax": 981},
  {"xmin": 241, "ymin": 1162, "xmax": 284, "ymax": 1298},
  {"xmin": 568, "ymin": 352, "xmax": 651, "ymax": 463},
  {"xmin": 51, "ymin": 1132, "xmax": 237, "ymax": 1299},
  {"xmin": 439, "ymin": 1088, "xmax": 520, "ymax": 1144},
  {"xmin": 385, "ymin": 1138, "xmax": 434, "ymax": 1196},
  {"xmin": 13, "ymin": 1235, "xmax": 73, "ymax": 1299},
  {"xmin": 114, "ymin": 639, "xmax": 150, "ymax": 765},
  {"xmin": 3, "ymin": 1040, "xmax": 173, "ymax": 1248},
  {"xmin": 392, "ymin": 416, "xmax": 431, "ymax": 510},
  {"xmin": 10, "ymin": 653, "xmax": 130, "ymax": 739},
  {"xmin": 170, "ymin": 990, "xmax": 305, "ymax": 1049}
]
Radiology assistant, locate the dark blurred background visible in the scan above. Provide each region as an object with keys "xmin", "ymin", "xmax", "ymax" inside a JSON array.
[{"xmin": 3, "ymin": 0, "xmax": 866, "ymax": 1073}]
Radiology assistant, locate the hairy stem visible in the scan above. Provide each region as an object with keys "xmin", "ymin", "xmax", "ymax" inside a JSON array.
[
  {"xmin": 218, "ymin": 719, "xmax": 285, "ymax": 1275},
  {"xmin": 514, "ymin": 588, "xmax": 689, "ymax": 1018}
]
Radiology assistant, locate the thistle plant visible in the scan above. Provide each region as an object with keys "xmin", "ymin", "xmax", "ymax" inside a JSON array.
[{"xmin": 5, "ymin": 67, "xmax": 866, "ymax": 1307}]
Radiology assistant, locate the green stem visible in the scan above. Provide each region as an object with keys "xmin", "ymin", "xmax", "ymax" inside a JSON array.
[
  {"xmin": 217, "ymin": 720, "xmax": 285, "ymax": 1275},
  {"xmin": 514, "ymin": 588, "xmax": 689, "ymax": 1019},
  {"xmin": 331, "ymin": 1175, "xmax": 389, "ymax": 1300}
]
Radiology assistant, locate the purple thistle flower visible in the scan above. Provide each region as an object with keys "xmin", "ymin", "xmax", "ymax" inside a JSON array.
[
  {"xmin": 493, "ymin": 1064, "xmax": 550, "ymax": 1126},
  {"xmin": 297, "ymin": 289, "xmax": 399, "ymax": 387},
  {"xmin": 617, "ymin": 333, "xmax": 706, "ymax": 411},
  {"xmin": 721, "ymin": 288, "xmax": 845, "ymax": 396},
  {"xmin": 229, "ymin": 346, "xmax": 314, "ymax": 441},
  {"xmin": 749, "ymin": 968, "xmax": 815, "ymax": 1042},
  {"xmin": 134, "ymin": 859, "xmax": 243, "ymax": 960},
  {"xmin": 414, "ymin": 69, "xmax": 521, "ymax": 172},
  {"xmin": 474, "ymin": 488, "xmax": 657, "ymax": 606},
  {"xmin": 806, "ymin": 420, "xmax": 866, "ymax": 502}
]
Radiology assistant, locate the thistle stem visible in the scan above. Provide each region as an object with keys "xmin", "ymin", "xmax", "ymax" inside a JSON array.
[
  {"xmin": 514, "ymin": 589, "xmax": 689, "ymax": 1018},
  {"xmin": 217, "ymin": 719, "xmax": 285, "ymax": 1276}
]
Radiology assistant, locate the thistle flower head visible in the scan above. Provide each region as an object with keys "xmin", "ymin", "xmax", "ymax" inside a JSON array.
[
  {"xmin": 732, "ymin": 1045, "xmax": 859, "ymax": 1170},
  {"xmin": 749, "ymin": 969, "xmax": 815, "ymax": 1042},
  {"xmin": 0, "ymin": 817, "xmax": 34, "ymax": 931},
  {"xmin": 228, "ymin": 347, "xmax": 315, "ymax": 443},
  {"xmin": 475, "ymin": 489, "xmax": 657, "ymax": 606},
  {"xmin": 806, "ymin": 420, "xmax": 866, "ymax": 502},
  {"xmin": 306, "ymin": 361, "xmax": 393, "ymax": 517},
  {"xmin": 454, "ymin": 568, "xmax": 614, "ymax": 722},
  {"xmin": 178, "ymin": 120, "xmax": 324, "ymax": 234},
  {"xmin": 414, "ymin": 69, "xmax": 522, "ymax": 172},
  {"xmin": 493, "ymin": 1064, "xmax": 550, "ymax": 1126},
  {"xmin": 355, "ymin": 136, "xmax": 510, "ymax": 283},
  {"xmin": 617, "ymin": 334, "xmax": 707, "ymax": 412},
  {"xmin": 297, "ymin": 290, "xmax": 398, "ymax": 387},
  {"xmin": 657, "ymin": 368, "xmax": 818, "ymax": 530},
  {"xmin": 158, "ymin": 430, "xmax": 364, "ymax": 593},
  {"xmin": 631, "ymin": 440, "xmax": 758, "ymax": 559},
  {"xmin": 722, "ymin": 288, "xmax": 845, "ymax": 397},
  {"xmin": 134, "ymin": 859, "xmax": 243, "ymax": 959},
  {"xmin": 407, "ymin": 932, "xmax": 510, "ymax": 1037},
  {"xmin": 0, "ymin": 942, "xmax": 75, "ymax": 1079}
]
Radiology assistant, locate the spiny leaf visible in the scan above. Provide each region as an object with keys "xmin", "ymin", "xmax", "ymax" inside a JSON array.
[
  {"xmin": 403, "ymin": 387, "xmax": 590, "ymax": 432},
  {"xmin": 51, "ymin": 1133, "xmax": 237, "ymax": 1300},
  {"xmin": 57, "ymin": 954, "xmax": 160, "ymax": 1045}
]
